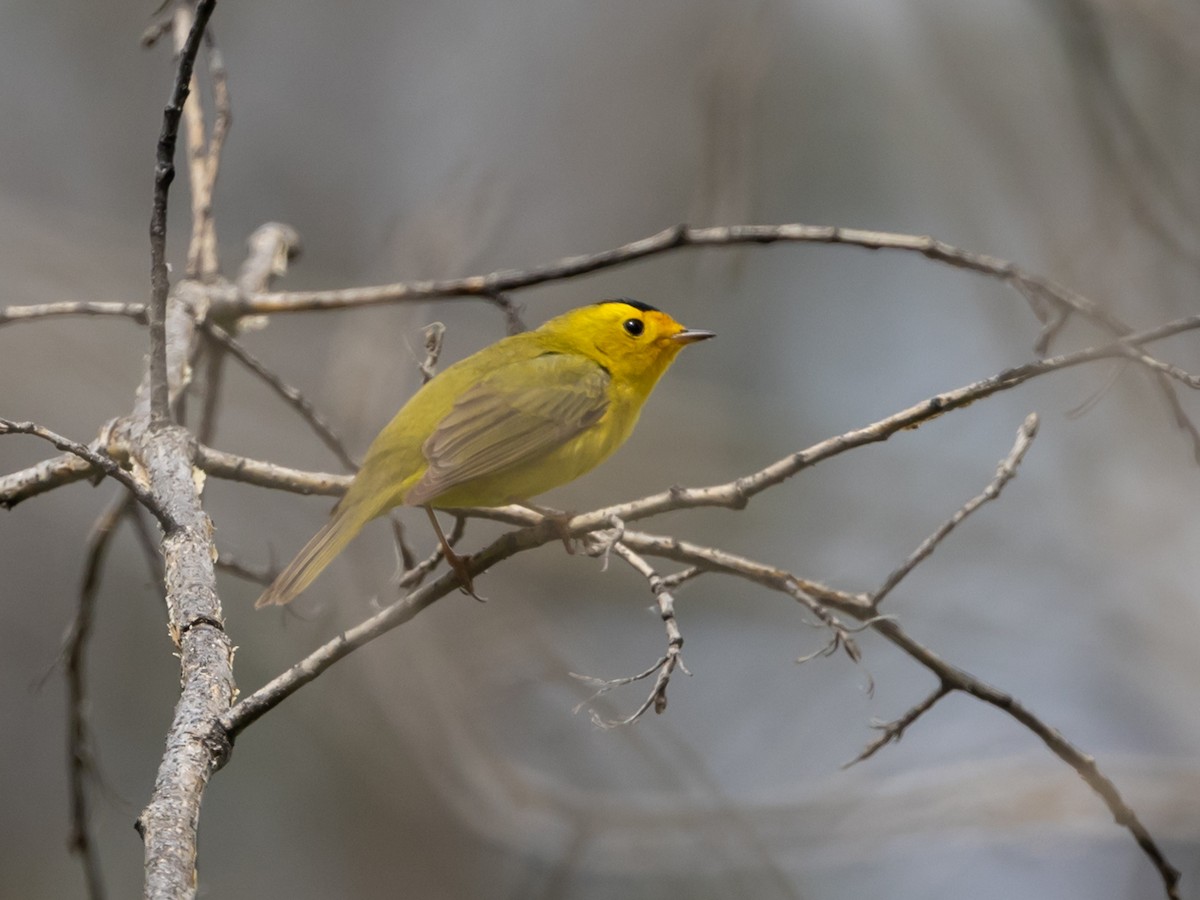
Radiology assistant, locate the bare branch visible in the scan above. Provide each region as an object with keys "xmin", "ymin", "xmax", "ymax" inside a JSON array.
[
  {"xmin": 222, "ymin": 223, "xmax": 1125, "ymax": 334},
  {"xmin": 618, "ymin": 530, "xmax": 1181, "ymax": 900},
  {"xmin": 871, "ymin": 413, "xmax": 1040, "ymax": 607},
  {"xmin": 0, "ymin": 418, "xmax": 172, "ymax": 528},
  {"xmin": 193, "ymin": 445, "xmax": 349, "ymax": 496},
  {"xmin": 571, "ymin": 543, "xmax": 690, "ymax": 727},
  {"xmin": 395, "ymin": 514, "xmax": 465, "ymax": 592},
  {"xmin": 66, "ymin": 492, "xmax": 134, "ymax": 900},
  {"xmin": 869, "ymin": 616, "xmax": 1181, "ymax": 900},
  {"xmin": 175, "ymin": 4, "xmax": 217, "ymax": 280},
  {"xmin": 148, "ymin": 0, "xmax": 213, "ymax": 423},
  {"xmin": 0, "ymin": 302, "xmax": 148, "ymax": 327},
  {"xmin": 0, "ymin": 445, "xmax": 101, "ymax": 509},
  {"xmin": 235, "ymin": 223, "xmax": 301, "ymax": 295},
  {"xmin": 842, "ymin": 683, "xmax": 951, "ymax": 769},
  {"xmin": 134, "ymin": 424, "xmax": 234, "ymax": 900}
]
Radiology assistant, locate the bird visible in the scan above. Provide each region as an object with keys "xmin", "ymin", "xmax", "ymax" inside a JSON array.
[{"xmin": 255, "ymin": 299, "xmax": 714, "ymax": 607}]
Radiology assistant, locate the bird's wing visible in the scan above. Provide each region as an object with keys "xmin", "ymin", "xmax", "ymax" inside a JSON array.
[{"xmin": 404, "ymin": 352, "xmax": 611, "ymax": 505}]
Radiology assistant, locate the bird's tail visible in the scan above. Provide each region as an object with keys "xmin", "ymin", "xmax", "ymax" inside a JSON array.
[{"xmin": 256, "ymin": 502, "xmax": 370, "ymax": 607}]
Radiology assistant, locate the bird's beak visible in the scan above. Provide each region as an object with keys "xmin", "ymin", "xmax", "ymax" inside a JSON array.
[{"xmin": 671, "ymin": 328, "xmax": 716, "ymax": 345}]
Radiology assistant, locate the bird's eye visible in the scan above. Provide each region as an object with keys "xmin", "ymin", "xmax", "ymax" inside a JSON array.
[{"xmin": 623, "ymin": 318, "xmax": 644, "ymax": 337}]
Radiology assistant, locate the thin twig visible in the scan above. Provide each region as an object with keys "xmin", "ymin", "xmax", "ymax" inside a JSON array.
[
  {"xmin": 872, "ymin": 413, "xmax": 1040, "ymax": 607},
  {"xmin": 195, "ymin": 340, "xmax": 227, "ymax": 446},
  {"xmin": 390, "ymin": 517, "xmax": 418, "ymax": 573},
  {"xmin": 0, "ymin": 418, "xmax": 172, "ymax": 528},
  {"xmin": 66, "ymin": 492, "xmax": 133, "ymax": 900},
  {"xmin": 395, "ymin": 514, "xmax": 465, "ymax": 591},
  {"xmin": 126, "ymin": 503, "xmax": 166, "ymax": 587},
  {"xmin": 485, "ymin": 291, "xmax": 527, "ymax": 334},
  {"xmin": 200, "ymin": 322, "xmax": 359, "ymax": 470},
  {"xmin": 148, "ymin": 0, "xmax": 213, "ymax": 422},
  {"xmin": 842, "ymin": 682, "xmax": 951, "ymax": 768},
  {"xmin": 214, "ymin": 550, "xmax": 275, "ymax": 586},
  {"xmin": 417, "ymin": 321, "xmax": 446, "ymax": 384},
  {"xmin": 571, "ymin": 543, "xmax": 691, "ymax": 727}
]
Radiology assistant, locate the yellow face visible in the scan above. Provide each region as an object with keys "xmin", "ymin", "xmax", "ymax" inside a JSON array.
[{"xmin": 543, "ymin": 299, "xmax": 714, "ymax": 383}]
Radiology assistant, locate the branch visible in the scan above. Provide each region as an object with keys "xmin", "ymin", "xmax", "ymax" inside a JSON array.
[
  {"xmin": 148, "ymin": 0, "xmax": 213, "ymax": 423},
  {"xmin": 618, "ymin": 530, "xmax": 1181, "ymax": 900},
  {"xmin": 222, "ymin": 222, "xmax": 1127, "ymax": 339},
  {"xmin": 870, "ymin": 616, "xmax": 1181, "ymax": 899},
  {"xmin": 66, "ymin": 492, "xmax": 134, "ymax": 900},
  {"xmin": 192, "ymin": 444, "xmax": 349, "ymax": 496},
  {"xmin": 570, "ymin": 542, "xmax": 690, "ymax": 727},
  {"xmin": 218, "ymin": 513, "xmax": 581, "ymax": 738},
  {"xmin": 871, "ymin": 413, "xmax": 1039, "ymax": 607},
  {"xmin": 0, "ymin": 418, "xmax": 172, "ymax": 528},
  {"xmin": 842, "ymin": 683, "xmax": 951, "ymax": 768},
  {"xmin": 174, "ymin": 6, "xmax": 226, "ymax": 281},
  {"xmin": 0, "ymin": 302, "xmax": 148, "ymax": 327},
  {"xmin": 136, "ymin": 7, "xmax": 231, "ymax": 900}
]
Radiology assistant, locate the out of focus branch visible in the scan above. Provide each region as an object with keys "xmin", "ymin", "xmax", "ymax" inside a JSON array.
[
  {"xmin": 201, "ymin": 322, "xmax": 359, "ymax": 470},
  {"xmin": 0, "ymin": 302, "xmax": 148, "ymax": 327},
  {"xmin": 65, "ymin": 492, "xmax": 134, "ymax": 900},
  {"xmin": 223, "ymin": 222, "xmax": 1128, "ymax": 335}
]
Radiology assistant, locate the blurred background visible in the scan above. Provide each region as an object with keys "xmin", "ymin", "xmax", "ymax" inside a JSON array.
[{"xmin": 2, "ymin": 1, "xmax": 1200, "ymax": 897}]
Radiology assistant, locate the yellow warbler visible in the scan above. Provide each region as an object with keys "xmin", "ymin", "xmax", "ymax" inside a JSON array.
[{"xmin": 256, "ymin": 299, "xmax": 713, "ymax": 607}]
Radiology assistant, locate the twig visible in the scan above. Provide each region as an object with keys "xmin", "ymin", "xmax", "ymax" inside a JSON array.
[
  {"xmin": 217, "ymin": 511, "xmax": 592, "ymax": 737},
  {"xmin": 0, "ymin": 302, "xmax": 148, "ymax": 327},
  {"xmin": 214, "ymin": 550, "xmax": 275, "ymax": 586},
  {"xmin": 148, "ymin": 0, "xmax": 213, "ymax": 422},
  {"xmin": 66, "ymin": 492, "xmax": 133, "ymax": 900},
  {"xmin": 395, "ymin": 514, "xmax": 465, "ymax": 591},
  {"xmin": 0, "ymin": 418, "xmax": 172, "ymax": 528},
  {"xmin": 618, "ymin": 530, "xmax": 1182, "ymax": 900},
  {"xmin": 127, "ymin": 502, "xmax": 166, "ymax": 586},
  {"xmin": 174, "ymin": 4, "xmax": 217, "ymax": 280},
  {"xmin": 417, "ymin": 321, "xmax": 446, "ymax": 385},
  {"xmin": 200, "ymin": 322, "xmax": 359, "ymax": 470},
  {"xmin": 389, "ymin": 517, "xmax": 418, "ymax": 574},
  {"xmin": 194, "ymin": 340, "xmax": 227, "ymax": 446},
  {"xmin": 571, "ymin": 543, "xmax": 691, "ymax": 727},
  {"xmin": 842, "ymin": 682, "xmax": 951, "ymax": 768},
  {"xmin": 485, "ymin": 291, "xmax": 527, "ymax": 334},
  {"xmin": 871, "ymin": 413, "xmax": 1040, "ymax": 607}
]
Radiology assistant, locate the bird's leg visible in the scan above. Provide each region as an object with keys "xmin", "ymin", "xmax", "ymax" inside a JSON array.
[
  {"xmin": 424, "ymin": 506, "xmax": 485, "ymax": 601},
  {"xmin": 519, "ymin": 503, "xmax": 577, "ymax": 554}
]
